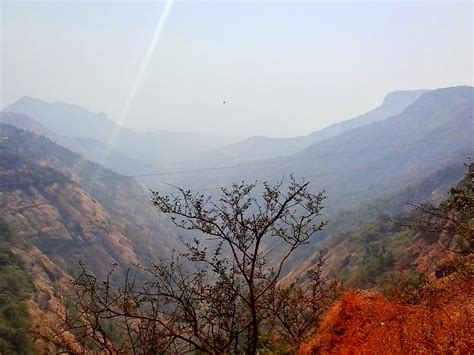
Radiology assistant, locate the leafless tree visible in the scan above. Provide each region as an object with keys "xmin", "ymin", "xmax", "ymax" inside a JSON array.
[
  {"xmin": 264, "ymin": 258, "xmax": 340, "ymax": 350},
  {"xmin": 56, "ymin": 177, "xmax": 335, "ymax": 353}
]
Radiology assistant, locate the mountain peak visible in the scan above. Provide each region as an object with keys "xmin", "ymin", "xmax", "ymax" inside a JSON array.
[
  {"xmin": 14, "ymin": 96, "xmax": 46, "ymax": 106},
  {"xmin": 3, "ymin": 96, "xmax": 124, "ymax": 140},
  {"xmin": 6, "ymin": 96, "xmax": 114, "ymax": 122},
  {"xmin": 381, "ymin": 89, "xmax": 430, "ymax": 108}
]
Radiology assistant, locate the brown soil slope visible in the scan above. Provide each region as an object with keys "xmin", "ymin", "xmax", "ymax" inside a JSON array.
[{"xmin": 300, "ymin": 278, "xmax": 473, "ymax": 354}]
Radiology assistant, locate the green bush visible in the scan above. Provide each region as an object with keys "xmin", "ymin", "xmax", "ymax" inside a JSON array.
[{"xmin": 0, "ymin": 224, "xmax": 35, "ymax": 354}]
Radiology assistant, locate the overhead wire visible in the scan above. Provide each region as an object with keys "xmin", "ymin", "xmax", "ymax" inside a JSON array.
[
  {"xmin": 0, "ymin": 126, "xmax": 470, "ymax": 191},
  {"xmin": 108, "ymin": 126, "xmax": 468, "ymax": 169},
  {"xmin": 0, "ymin": 152, "xmax": 467, "ymax": 198}
]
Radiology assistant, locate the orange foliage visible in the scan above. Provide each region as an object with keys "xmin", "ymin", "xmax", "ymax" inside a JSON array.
[{"xmin": 300, "ymin": 278, "xmax": 473, "ymax": 354}]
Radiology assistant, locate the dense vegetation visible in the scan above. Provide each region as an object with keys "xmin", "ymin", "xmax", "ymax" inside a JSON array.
[
  {"xmin": 0, "ymin": 223, "xmax": 35, "ymax": 354},
  {"xmin": 325, "ymin": 212, "xmax": 418, "ymax": 288}
]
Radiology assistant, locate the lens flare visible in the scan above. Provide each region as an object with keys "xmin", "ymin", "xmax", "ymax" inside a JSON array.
[{"xmin": 102, "ymin": 0, "xmax": 174, "ymax": 163}]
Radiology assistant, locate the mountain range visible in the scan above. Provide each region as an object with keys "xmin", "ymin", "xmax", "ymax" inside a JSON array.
[
  {"xmin": 160, "ymin": 87, "xmax": 472, "ymax": 206},
  {"xmin": 3, "ymin": 86, "xmax": 472, "ymax": 252},
  {"xmin": 0, "ymin": 85, "xmax": 472, "ymax": 351}
]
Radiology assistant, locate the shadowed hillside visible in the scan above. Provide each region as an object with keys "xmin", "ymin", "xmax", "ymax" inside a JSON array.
[{"xmin": 283, "ymin": 162, "xmax": 468, "ymax": 282}]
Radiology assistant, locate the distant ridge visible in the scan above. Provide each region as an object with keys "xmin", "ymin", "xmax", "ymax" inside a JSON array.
[
  {"xmin": 4, "ymin": 96, "xmax": 122, "ymax": 140},
  {"xmin": 3, "ymin": 97, "xmax": 240, "ymax": 169},
  {"xmin": 203, "ymin": 89, "xmax": 429, "ymax": 161}
]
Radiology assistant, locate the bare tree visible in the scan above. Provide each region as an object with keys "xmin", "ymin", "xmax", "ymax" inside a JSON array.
[
  {"xmin": 152, "ymin": 177, "xmax": 327, "ymax": 354},
  {"xmin": 264, "ymin": 258, "xmax": 340, "ymax": 350},
  {"xmin": 56, "ymin": 177, "xmax": 334, "ymax": 353}
]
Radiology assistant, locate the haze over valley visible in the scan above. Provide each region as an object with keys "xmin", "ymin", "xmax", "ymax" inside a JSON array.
[{"xmin": 0, "ymin": 1, "xmax": 472, "ymax": 353}]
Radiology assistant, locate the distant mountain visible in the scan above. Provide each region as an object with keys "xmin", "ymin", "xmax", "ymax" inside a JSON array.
[
  {"xmin": 2, "ymin": 90, "xmax": 428, "ymax": 187},
  {"xmin": 203, "ymin": 89, "xmax": 428, "ymax": 161},
  {"xmin": 306, "ymin": 89, "xmax": 430, "ymax": 142},
  {"xmin": 284, "ymin": 86, "xmax": 473, "ymax": 197},
  {"xmin": 3, "ymin": 97, "xmax": 239, "ymax": 167},
  {"xmin": 4, "ymin": 96, "xmax": 125, "ymax": 141},
  {"xmin": 167, "ymin": 87, "xmax": 472, "ymax": 200}
]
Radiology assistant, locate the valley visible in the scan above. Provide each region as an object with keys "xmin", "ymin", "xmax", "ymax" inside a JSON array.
[{"xmin": 0, "ymin": 84, "xmax": 472, "ymax": 353}]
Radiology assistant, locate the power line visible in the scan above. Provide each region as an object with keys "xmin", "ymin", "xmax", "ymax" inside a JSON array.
[
  {"xmin": 0, "ymin": 127, "xmax": 470, "ymax": 190},
  {"xmin": 159, "ymin": 153, "xmax": 467, "ymax": 193},
  {"xmin": 77, "ymin": 135, "xmax": 472, "ymax": 182},
  {"xmin": 2, "ymin": 153, "xmax": 460, "ymax": 203}
]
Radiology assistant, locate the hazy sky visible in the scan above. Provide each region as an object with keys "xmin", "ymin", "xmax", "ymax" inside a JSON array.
[{"xmin": 1, "ymin": 1, "xmax": 472, "ymax": 138}]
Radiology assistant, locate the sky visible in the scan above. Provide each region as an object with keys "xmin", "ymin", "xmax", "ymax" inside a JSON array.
[{"xmin": 1, "ymin": 0, "xmax": 472, "ymax": 138}]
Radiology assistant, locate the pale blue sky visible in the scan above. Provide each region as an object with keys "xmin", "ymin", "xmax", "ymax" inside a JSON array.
[{"xmin": 1, "ymin": 1, "xmax": 472, "ymax": 137}]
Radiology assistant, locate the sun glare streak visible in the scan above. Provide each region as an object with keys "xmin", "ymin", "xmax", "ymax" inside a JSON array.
[{"xmin": 102, "ymin": 0, "xmax": 174, "ymax": 162}]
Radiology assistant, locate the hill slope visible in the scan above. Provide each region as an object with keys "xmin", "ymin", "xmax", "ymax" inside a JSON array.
[
  {"xmin": 299, "ymin": 167, "xmax": 473, "ymax": 354},
  {"xmin": 280, "ymin": 160, "xmax": 468, "ymax": 277},
  {"xmin": 0, "ymin": 123, "xmax": 180, "ymax": 277}
]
